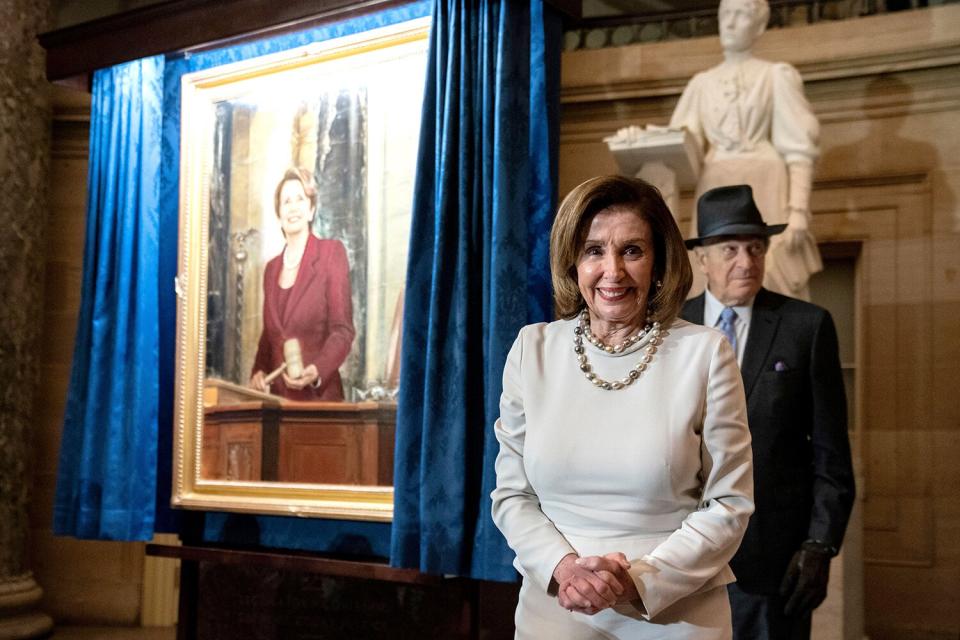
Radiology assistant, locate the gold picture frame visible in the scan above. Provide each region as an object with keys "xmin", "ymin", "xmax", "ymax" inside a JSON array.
[{"xmin": 172, "ymin": 18, "xmax": 430, "ymax": 521}]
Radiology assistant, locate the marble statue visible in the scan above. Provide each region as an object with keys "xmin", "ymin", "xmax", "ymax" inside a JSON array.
[{"xmin": 670, "ymin": 0, "xmax": 822, "ymax": 299}]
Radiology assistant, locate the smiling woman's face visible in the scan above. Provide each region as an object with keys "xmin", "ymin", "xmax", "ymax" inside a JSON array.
[
  {"xmin": 576, "ymin": 206, "xmax": 655, "ymax": 332},
  {"xmin": 277, "ymin": 179, "xmax": 313, "ymax": 237}
]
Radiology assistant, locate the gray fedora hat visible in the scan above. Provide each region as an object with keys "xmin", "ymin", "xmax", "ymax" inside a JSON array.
[{"xmin": 685, "ymin": 184, "xmax": 786, "ymax": 249}]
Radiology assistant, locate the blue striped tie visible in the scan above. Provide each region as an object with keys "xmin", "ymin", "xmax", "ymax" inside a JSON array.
[{"xmin": 719, "ymin": 307, "xmax": 738, "ymax": 353}]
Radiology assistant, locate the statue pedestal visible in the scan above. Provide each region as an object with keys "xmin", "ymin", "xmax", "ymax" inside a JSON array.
[{"xmin": 604, "ymin": 126, "xmax": 701, "ymax": 219}]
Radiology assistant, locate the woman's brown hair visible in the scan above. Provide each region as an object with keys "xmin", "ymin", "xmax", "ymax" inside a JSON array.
[{"xmin": 549, "ymin": 175, "xmax": 692, "ymax": 326}]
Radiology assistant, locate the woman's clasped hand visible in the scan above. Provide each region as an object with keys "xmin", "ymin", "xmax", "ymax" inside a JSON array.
[
  {"xmin": 281, "ymin": 363, "xmax": 319, "ymax": 390},
  {"xmin": 554, "ymin": 553, "xmax": 639, "ymax": 615}
]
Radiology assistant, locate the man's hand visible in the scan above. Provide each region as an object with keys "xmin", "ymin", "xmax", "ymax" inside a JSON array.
[{"xmin": 779, "ymin": 542, "xmax": 832, "ymax": 617}]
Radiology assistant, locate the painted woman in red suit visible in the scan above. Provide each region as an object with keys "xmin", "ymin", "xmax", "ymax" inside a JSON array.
[{"xmin": 248, "ymin": 167, "xmax": 355, "ymax": 401}]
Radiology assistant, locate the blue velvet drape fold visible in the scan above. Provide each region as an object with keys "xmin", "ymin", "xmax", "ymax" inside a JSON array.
[
  {"xmin": 390, "ymin": 0, "xmax": 560, "ymax": 582},
  {"xmin": 54, "ymin": 56, "xmax": 165, "ymax": 540}
]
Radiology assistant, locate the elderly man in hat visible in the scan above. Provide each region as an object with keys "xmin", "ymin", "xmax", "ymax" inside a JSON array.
[{"xmin": 681, "ymin": 184, "xmax": 855, "ymax": 640}]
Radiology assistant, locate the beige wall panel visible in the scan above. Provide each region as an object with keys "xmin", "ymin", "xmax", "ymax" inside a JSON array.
[
  {"xmin": 894, "ymin": 301, "xmax": 933, "ymax": 427},
  {"xmin": 933, "ymin": 170, "xmax": 960, "ymax": 233},
  {"xmin": 865, "ymin": 495, "xmax": 934, "ymax": 565},
  {"xmin": 29, "ymin": 467, "xmax": 57, "ymax": 519},
  {"xmin": 893, "ymin": 429, "xmax": 934, "ymax": 496},
  {"xmin": 863, "ymin": 497, "xmax": 896, "ymax": 533},
  {"xmin": 931, "ymin": 427, "xmax": 960, "ymax": 489},
  {"xmin": 44, "ymin": 261, "xmax": 83, "ymax": 316},
  {"xmin": 45, "ymin": 160, "xmax": 88, "ymax": 264},
  {"xmin": 557, "ymin": 141, "xmax": 620, "ymax": 202},
  {"xmin": 823, "ymin": 118, "xmax": 941, "ymax": 178},
  {"xmin": 30, "ymin": 379, "xmax": 67, "ymax": 478},
  {"xmin": 931, "ymin": 234, "xmax": 960, "ymax": 295},
  {"xmin": 931, "ymin": 302, "xmax": 960, "ymax": 428},
  {"xmin": 863, "ymin": 430, "xmax": 898, "ymax": 518},
  {"xmin": 41, "ymin": 311, "xmax": 83, "ymax": 372},
  {"xmin": 31, "ymin": 533, "xmax": 144, "ymax": 624},
  {"xmin": 933, "ymin": 493, "xmax": 960, "ymax": 560},
  {"xmin": 866, "ymin": 560, "xmax": 959, "ymax": 638}
]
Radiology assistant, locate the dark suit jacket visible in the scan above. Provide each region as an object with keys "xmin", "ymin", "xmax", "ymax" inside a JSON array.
[
  {"xmin": 253, "ymin": 234, "xmax": 355, "ymax": 401},
  {"xmin": 682, "ymin": 288, "xmax": 855, "ymax": 594}
]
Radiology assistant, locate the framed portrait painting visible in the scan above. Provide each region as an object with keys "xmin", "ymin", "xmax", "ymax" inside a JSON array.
[{"xmin": 173, "ymin": 17, "xmax": 429, "ymax": 520}]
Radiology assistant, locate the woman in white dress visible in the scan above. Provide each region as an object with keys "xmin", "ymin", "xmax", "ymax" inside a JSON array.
[
  {"xmin": 670, "ymin": 0, "xmax": 821, "ymax": 300},
  {"xmin": 491, "ymin": 175, "xmax": 754, "ymax": 639}
]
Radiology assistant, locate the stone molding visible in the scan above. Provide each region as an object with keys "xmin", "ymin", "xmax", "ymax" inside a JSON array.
[{"xmin": 560, "ymin": 5, "xmax": 960, "ymax": 104}]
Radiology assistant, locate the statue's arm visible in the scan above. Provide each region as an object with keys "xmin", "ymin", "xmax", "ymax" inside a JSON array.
[
  {"xmin": 771, "ymin": 63, "xmax": 820, "ymax": 242},
  {"xmin": 786, "ymin": 162, "xmax": 813, "ymax": 236},
  {"xmin": 771, "ymin": 62, "xmax": 820, "ymax": 167}
]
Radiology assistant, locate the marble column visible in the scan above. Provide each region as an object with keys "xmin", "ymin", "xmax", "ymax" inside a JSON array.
[{"xmin": 0, "ymin": 0, "xmax": 54, "ymax": 638}]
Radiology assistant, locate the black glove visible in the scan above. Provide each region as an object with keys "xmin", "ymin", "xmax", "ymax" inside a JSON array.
[{"xmin": 779, "ymin": 540, "xmax": 833, "ymax": 617}]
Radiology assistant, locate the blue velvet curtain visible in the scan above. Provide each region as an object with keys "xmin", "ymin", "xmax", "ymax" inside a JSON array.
[
  {"xmin": 390, "ymin": 0, "xmax": 560, "ymax": 582},
  {"xmin": 54, "ymin": 56, "xmax": 165, "ymax": 540},
  {"xmin": 162, "ymin": 3, "xmax": 430, "ymax": 552},
  {"xmin": 56, "ymin": 4, "xmax": 432, "ymax": 544}
]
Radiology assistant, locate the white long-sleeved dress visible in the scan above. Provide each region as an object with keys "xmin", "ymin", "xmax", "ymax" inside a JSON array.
[{"xmin": 491, "ymin": 317, "xmax": 754, "ymax": 639}]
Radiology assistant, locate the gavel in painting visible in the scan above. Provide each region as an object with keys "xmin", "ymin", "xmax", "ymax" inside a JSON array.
[{"xmin": 262, "ymin": 338, "xmax": 303, "ymax": 386}]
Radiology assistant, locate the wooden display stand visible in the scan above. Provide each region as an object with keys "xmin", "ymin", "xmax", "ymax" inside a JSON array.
[
  {"xmin": 148, "ymin": 536, "xmax": 520, "ymax": 640},
  {"xmin": 202, "ymin": 379, "xmax": 396, "ymax": 485}
]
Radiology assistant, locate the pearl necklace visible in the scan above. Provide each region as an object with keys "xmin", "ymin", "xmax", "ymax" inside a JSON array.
[
  {"xmin": 574, "ymin": 309, "xmax": 662, "ymax": 391},
  {"xmin": 283, "ymin": 248, "xmax": 303, "ymax": 270}
]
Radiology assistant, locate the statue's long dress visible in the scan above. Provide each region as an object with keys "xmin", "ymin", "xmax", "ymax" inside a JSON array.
[{"xmin": 671, "ymin": 57, "xmax": 822, "ymax": 299}]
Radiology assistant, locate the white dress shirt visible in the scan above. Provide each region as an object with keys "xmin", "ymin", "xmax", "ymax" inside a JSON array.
[{"xmin": 703, "ymin": 287, "xmax": 754, "ymax": 366}]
